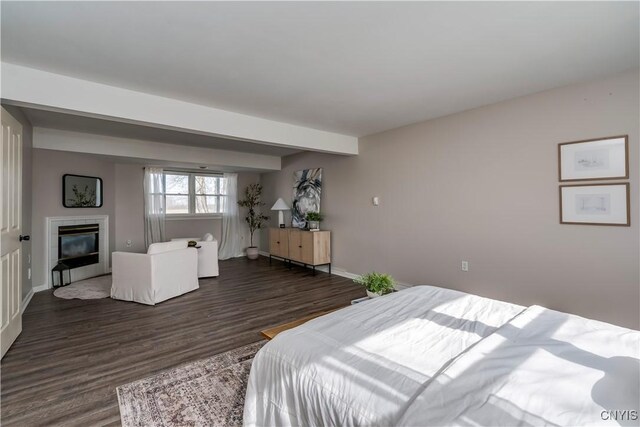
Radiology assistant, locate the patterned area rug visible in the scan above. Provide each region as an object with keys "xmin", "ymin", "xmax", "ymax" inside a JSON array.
[
  {"xmin": 117, "ymin": 341, "xmax": 265, "ymax": 427},
  {"xmin": 53, "ymin": 274, "xmax": 111, "ymax": 300}
]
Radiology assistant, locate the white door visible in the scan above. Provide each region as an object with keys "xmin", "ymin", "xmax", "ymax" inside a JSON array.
[{"xmin": 1, "ymin": 107, "xmax": 23, "ymax": 358}]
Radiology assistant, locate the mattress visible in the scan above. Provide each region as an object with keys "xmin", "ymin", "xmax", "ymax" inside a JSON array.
[
  {"xmin": 396, "ymin": 305, "xmax": 640, "ymax": 426},
  {"xmin": 243, "ymin": 285, "xmax": 525, "ymax": 426}
]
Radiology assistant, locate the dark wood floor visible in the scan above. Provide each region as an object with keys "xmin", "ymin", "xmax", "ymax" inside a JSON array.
[{"xmin": 1, "ymin": 256, "xmax": 365, "ymax": 426}]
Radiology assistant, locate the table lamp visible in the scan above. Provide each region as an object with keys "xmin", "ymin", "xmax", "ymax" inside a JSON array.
[{"xmin": 271, "ymin": 198, "xmax": 290, "ymax": 228}]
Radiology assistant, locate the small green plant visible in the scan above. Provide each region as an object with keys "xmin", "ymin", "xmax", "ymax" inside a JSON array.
[
  {"xmin": 353, "ymin": 272, "xmax": 396, "ymax": 295},
  {"xmin": 305, "ymin": 212, "xmax": 324, "ymax": 222}
]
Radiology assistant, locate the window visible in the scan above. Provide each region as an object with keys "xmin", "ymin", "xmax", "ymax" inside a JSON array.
[{"xmin": 163, "ymin": 172, "xmax": 227, "ymax": 216}]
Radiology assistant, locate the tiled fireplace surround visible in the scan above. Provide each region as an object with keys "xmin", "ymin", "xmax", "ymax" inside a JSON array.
[{"xmin": 45, "ymin": 215, "xmax": 109, "ymax": 288}]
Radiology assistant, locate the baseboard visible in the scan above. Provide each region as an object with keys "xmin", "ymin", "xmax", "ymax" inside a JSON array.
[
  {"xmin": 21, "ymin": 288, "xmax": 34, "ymax": 314},
  {"xmin": 32, "ymin": 283, "xmax": 49, "ymax": 293},
  {"xmin": 259, "ymin": 251, "xmax": 414, "ymax": 290}
]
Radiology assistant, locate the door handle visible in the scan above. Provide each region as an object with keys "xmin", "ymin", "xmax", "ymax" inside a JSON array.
[
  {"xmin": 19, "ymin": 235, "xmax": 30, "ymax": 242},
  {"xmin": 299, "ymin": 245, "xmax": 302, "ymax": 248}
]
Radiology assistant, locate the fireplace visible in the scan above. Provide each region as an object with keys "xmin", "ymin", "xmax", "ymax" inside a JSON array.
[{"xmin": 58, "ymin": 224, "xmax": 100, "ymax": 268}]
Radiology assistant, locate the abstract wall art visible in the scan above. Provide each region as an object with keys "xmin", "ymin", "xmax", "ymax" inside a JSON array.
[{"xmin": 292, "ymin": 168, "xmax": 322, "ymax": 228}]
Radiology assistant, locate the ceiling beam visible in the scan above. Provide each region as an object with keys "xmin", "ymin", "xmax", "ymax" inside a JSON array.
[
  {"xmin": 1, "ymin": 62, "xmax": 359, "ymax": 155},
  {"xmin": 33, "ymin": 127, "xmax": 282, "ymax": 172}
]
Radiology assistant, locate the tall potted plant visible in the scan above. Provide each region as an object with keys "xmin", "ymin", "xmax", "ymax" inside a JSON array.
[{"xmin": 238, "ymin": 183, "xmax": 270, "ymax": 260}]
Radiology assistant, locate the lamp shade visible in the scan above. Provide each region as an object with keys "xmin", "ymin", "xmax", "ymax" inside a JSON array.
[{"xmin": 271, "ymin": 198, "xmax": 290, "ymax": 211}]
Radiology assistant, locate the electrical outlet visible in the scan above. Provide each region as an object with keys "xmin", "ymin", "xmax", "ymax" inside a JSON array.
[
  {"xmin": 126, "ymin": 239, "xmax": 132, "ymax": 247},
  {"xmin": 461, "ymin": 261, "xmax": 469, "ymax": 272}
]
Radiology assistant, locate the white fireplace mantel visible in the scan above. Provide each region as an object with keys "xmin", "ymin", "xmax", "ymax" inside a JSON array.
[{"xmin": 45, "ymin": 215, "xmax": 109, "ymax": 288}]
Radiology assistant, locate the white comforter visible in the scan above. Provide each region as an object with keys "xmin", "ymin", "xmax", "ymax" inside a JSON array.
[
  {"xmin": 397, "ymin": 305, "xmax": 640, "ymax": 426},
  {"xmin": 243, "ymin": 286, "xmax": 524, "ymax": 426}
]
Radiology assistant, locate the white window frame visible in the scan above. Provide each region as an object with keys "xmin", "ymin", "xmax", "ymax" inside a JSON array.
[{"xmin": 163, "ymin": 171, "xmax": 226, "ymax": 219}]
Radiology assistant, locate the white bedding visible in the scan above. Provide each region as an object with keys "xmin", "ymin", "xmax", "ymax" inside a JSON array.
[
  {"xmin": 243, "ymin": 285, "xmax": 524, "ymax": 426},
  {"xmin": 397, "ymin": 305, "xmax": 640, "ymax": 426}
]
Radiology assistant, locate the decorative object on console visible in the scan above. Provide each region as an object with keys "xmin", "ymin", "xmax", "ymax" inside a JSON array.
[
  {"xmin": 63, "ymin": 174, "xmax": 103, "ymax": 208},
  {"xmin": 353, "ymin": 272, "xmax": 396, "ymax": 298},
  {"xmin": 292, "ymin": 168, "xmax": 322, "ymax": 229},
  {"xmin": 271, "ymin": 198, "xmax": 290, "ymax": 228},
  {"xmin": 305, "ymin": 211, "xmax": 323, "ymax": 231},
  {"xmin": 559, "ymin": 183, "xmax": 630, "ymax": 226},
  {"xmin": 558, "ymin": 135, "xmax": 628, "ymax": 182},
  {"xmin": 238, "ymin": 183, "xmax": 269, "ymax": 260}
]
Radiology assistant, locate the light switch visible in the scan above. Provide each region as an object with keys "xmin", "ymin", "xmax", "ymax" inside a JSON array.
[
  {"xmin": 372, "ymin": 197, "xmax": 380, "ymax": 206},
  {"xmin": 461, "ymin": 261, "xmax": 469, "ymax": 272}
]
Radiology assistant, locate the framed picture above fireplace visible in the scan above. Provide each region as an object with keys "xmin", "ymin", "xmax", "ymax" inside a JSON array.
[{"xmin": 63, "ymin": 174, "xmax": 103, "ymax": 208}]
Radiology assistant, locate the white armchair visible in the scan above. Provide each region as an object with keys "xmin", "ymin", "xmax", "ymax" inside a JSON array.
[
  {"xmin": 111, "ymin": 241, "xmax": 199, "ymax": 305},
  {"xmin": 170, "ymin": 233, "xmax": 219, "ymax": 278}
]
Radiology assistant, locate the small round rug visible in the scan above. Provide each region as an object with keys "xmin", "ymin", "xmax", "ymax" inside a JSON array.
[{"xmin": 53, "ymin": 274, "xmax": 112, "ymax": 300}]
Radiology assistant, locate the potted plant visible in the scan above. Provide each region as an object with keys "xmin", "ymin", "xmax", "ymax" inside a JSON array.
[
  {"xmin": 305, "ymin": 211, "xmax": 324, "ymax": 230},
  {"xmin": 237, "ymin": 183, "xmax": 270, "ymax": 260},
  {"xmin": 353, "ymin": 272, "xmax": 396, "ymax": 298}
]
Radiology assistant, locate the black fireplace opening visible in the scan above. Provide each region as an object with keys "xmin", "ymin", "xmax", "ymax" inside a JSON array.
[{"xmin": 58, "ymin": 224, "xmax": 100, "ymax": 268}]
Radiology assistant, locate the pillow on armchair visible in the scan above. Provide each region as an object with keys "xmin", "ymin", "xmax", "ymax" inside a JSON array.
[
  {"xmin": 202, "ymin": 233, "xmax": 215, "ymax": 242},
  {"xmin": 147, "ymin": 241, "xmax": 188, "ymax": 254}
]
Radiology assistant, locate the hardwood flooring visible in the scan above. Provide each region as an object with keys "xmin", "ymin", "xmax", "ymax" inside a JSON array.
[{"xmin": 1, "ymin": 256, "xmax": 365, "ymax": 426}]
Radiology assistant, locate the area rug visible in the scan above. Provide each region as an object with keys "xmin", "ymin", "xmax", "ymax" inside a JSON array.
[
  {"xmin": 53, "ymin": 274, "xmax": 111, "ymax": 300},
  {"xmin": 116, "ymin": 340, "xmax": 265, "ymax": 427}
]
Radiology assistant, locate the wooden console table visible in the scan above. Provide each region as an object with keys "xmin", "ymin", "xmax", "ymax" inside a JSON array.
[{"xmin": 269, "ymin": 228, "xmax": 331, "ymax": 275}]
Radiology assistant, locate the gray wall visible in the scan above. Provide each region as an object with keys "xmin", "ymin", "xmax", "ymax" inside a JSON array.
[
  {"xmin": 3, "ymin": 105, "xmax": 33, "ymax": 300},
  {"xmin": 31, "ymin": 149, "xmax": 117, "ymax": 288},
  {"xmin": 261, "ymin": 70, "xmax": 639, "ymax": 328}
]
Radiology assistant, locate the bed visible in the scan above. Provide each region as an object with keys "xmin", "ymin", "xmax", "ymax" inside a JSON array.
[
  {"xmin": 244, "ymin": 286, "xmax": 640, "ymax": 426},
  {"xmin": 243, "ymin": 285, "xmax": 525, "ymax": 426},
  {"xmin": 396, "ymin": 304, "xmax": 640, "ymax": 426}
]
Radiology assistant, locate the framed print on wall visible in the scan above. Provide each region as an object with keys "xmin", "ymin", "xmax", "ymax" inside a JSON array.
[
  {"xmin": 62, "ymin": 174, "xmax": 103, "ymax": 208},
  {"xmin": 559, "ymin": 183, "xmax": 630, "ymax": 226},
  {"xmin": 558, "ymin": 135, "xmax": 628, "ymax": 182}
]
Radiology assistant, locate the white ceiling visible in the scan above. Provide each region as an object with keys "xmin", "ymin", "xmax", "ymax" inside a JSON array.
[
  {"xmin": 21, "ymin": 108, "xmax": 300, "ymax": 157},
  {"xmin": 2, "ymin": 2, "xmax": 638, "ymax": 137}
]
